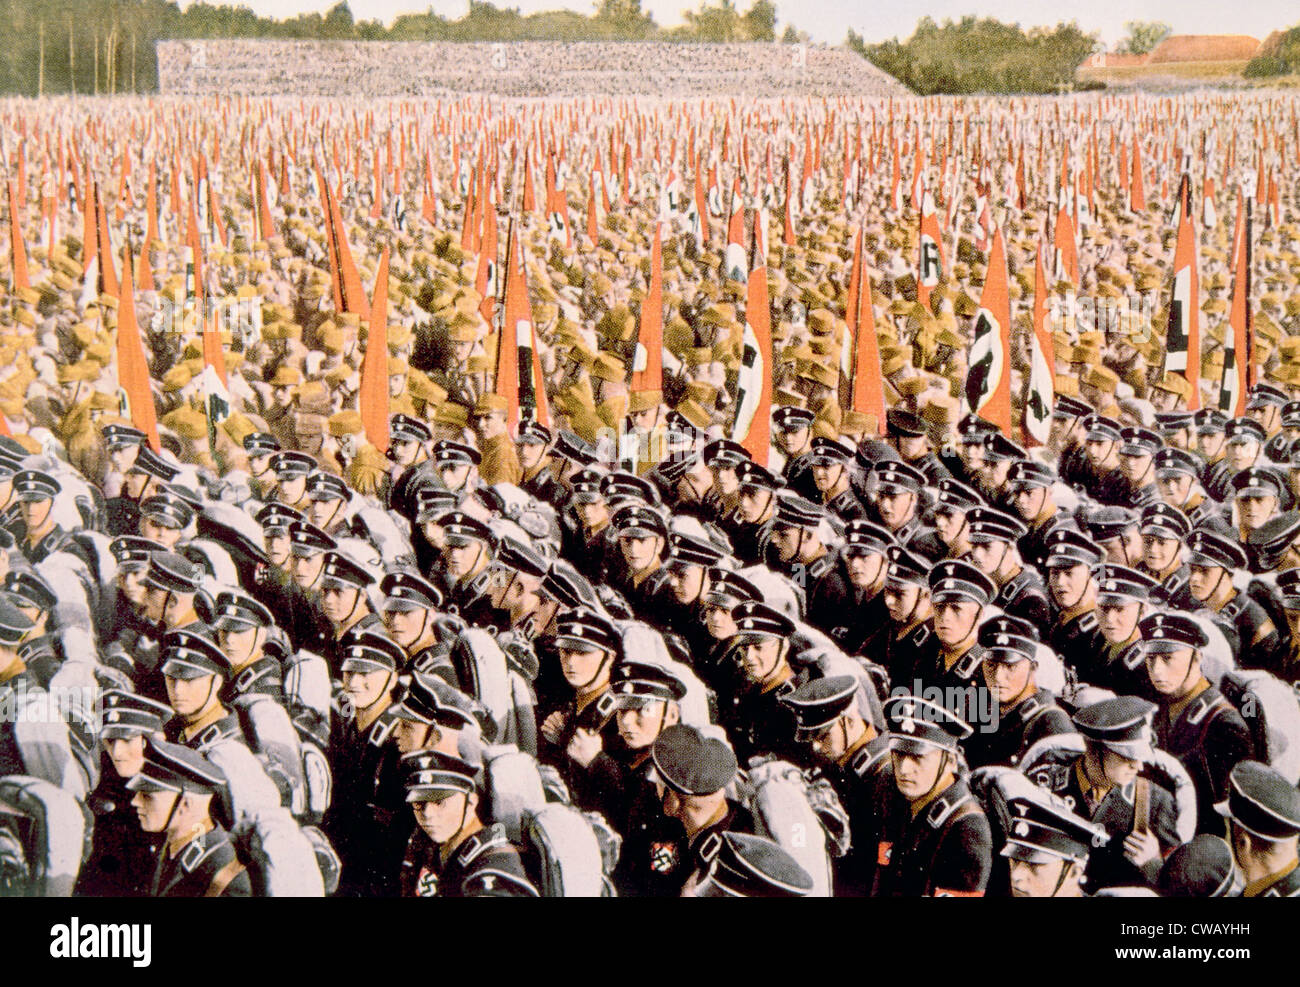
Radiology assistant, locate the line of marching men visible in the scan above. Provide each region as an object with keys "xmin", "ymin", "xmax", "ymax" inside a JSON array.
[{"xmin": 6, "ymin": 383, "xmax": 1300, "ymax": 897}]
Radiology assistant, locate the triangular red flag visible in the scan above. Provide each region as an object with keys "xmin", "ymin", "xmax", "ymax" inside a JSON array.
[
  {"xmin": 359, "ymin": 246, "xmax": 391, "ymax": 452},
  {"xmin": 116, "ymin": 245, "xmax": 160, "ymax": 452},
  {"xmin": 630, "ymin": 223, "xmax": 663, "ymax": 394},
  {"xmin": 735, "ymin": 212, "xmax": 772, "ymax": 466},
  {"xmin": 965, "ymin": 224, "xmax": 1013, "ymax": 435},
  {"xmin": 1162, "ymin": 178, "xmax": 1201, "ymax": 411}
]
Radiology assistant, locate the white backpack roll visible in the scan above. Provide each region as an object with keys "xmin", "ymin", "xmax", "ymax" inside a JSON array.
[
  {"xmin": 452, "ymin": 628, "xmax": 515, "ymax": 743},
  {"xmin": 523, "ymin": 802, "xmax": 605, "ymax": 897},
  {"xmin": 0, "ymin": 776, "xmax": 87, "ymax": 897},
  {"xmin": 231, "ymin": 805, "xmax": 326, "ymax": 897},
  {"xmin": 480, "ymin": 743, "xmax": 548, "ymax": 844},
  {"xmin": 617, "ymin": 621, "xmax": 712, "ymax": 728},
  {"xmin": 283, "ymin": 650, "xmax": 332, "ymax": 734},
  {"xmin": 233, "ymin": 695, "xmax": 309, "ymax": 819},
  {"xmin": 10, "ymin": 696, "xmax": 87, "ymax": 801},
  {"xmin": 1220, "ymin": 669, "xmax": 1300, "ymax": 786},
  {"xmin": 737, "ymin": 759, "xmax": 834, "ymax": 898},
  {"xmin": 202, "ymin": 736, "xmax": 283, "ymax": 826}
]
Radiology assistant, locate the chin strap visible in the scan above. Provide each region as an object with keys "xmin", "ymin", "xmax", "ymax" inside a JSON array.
[
  {"xmin": 1050, "ymin": 859, "xmax": 1075, "ymax": 897},
  {"xmin": 149, "ymin": 785, "xmax": 188, "ymax": 896},
  {"xmin": 577, "ymin": 653, "xmax": 612, "ymax": 694}
]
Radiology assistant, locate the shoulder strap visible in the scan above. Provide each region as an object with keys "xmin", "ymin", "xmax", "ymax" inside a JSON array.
[
  {"xmin": 1186, "ymin": 695, "xmax": 1228, "ymax": 748},
  {"xmin": 925, "ymin": 797, "xmax": 981, "ymax": 891},
  {"xmin": 1220, "ymin": 595, "xmax": 1244, "ymax": 621},
  {"xmin": 1132, "ymin": 777, "xmax": 1150, "ymax": 837},
  {"xmin": 1018, "ymin": 697, "xmax": 1053, "ymax": 734},
  {"xmin": 204, "ymin": 858, "xmax": 247, "ymax": 898}
]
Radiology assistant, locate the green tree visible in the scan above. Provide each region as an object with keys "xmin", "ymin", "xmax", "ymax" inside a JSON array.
[
  {"xmin": 593, "ymin": 0, "xmax": 656, "ymax": 38},
  {"xmin": 1118, "ymin": 20, "xmax": 1172, "ymax": 55},
  {"xmin": 740, "ymin": 0, "xmax": 776, "ymax": 41},
  {"xmin": 1245, "ymin": 23, "xmax": 1300, "ymax": 77},
  {"xmin": 320, "ymin": 1, "xmax": 356, "ymax": 39},
  {"xmin": 682, "ymin": 0, "xmax": 741, "ymax": 42},
  {"xmin": 850, "ymin": 15, "xmax": 1100, "ymax": 95}
]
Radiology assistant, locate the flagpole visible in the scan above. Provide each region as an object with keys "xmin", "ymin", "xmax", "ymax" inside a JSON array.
[
  {"xmin": 1245, "ymin": 195, "xmax": 1254, "ymax": 390},
  {"xmin": 499, "ymin": 215, "xmax": 514, "ymax": 413}
]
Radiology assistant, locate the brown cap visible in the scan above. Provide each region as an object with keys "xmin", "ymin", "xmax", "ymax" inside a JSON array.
[
  {"xmin": 473, "ymin": 394, "xmax": 509, "ymax": 417},
  {"xmin": 628, "ymin": 389, "xmax": 663, "ymax": 414},
  {"xmin": 162, "ymin": 406, "xmax": 208, "ymax": 441},
  {"xmin": 808, "ymin": 309, "xmax": 836, "ymax": 335},
  {"xmin": 434, "ymin": 403, "xmax": 470, "ymax": 427},
  {"xmin": 161, "ymin": 365, "xmax": 193, "ymax": 392},
  {"xmin": 1082, "ymin": 366, "xmax": 1120, "ymax": 393},
  {"xmin": 591, "ymin": 353, "xmax": 627, "ymax": 383},
  {"xmin": 328, "ymin": 410, "xmax": 364, "ymax": 437},
  {"xmin": 1054, "ymin": 375, "xmax": 1081, "ymax": 398},
  {"xmin": 841, "ymin": 409, "xmax": 877, "ymax": 434},
  {"xmin": 1151, "ymin": 371, "xmax": 1192, "ymax": 400}
]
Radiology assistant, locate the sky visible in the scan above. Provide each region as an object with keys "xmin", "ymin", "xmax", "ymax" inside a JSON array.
[{"xmin": 222, "ymin": 0, "xmax": 1299, "ymax": 47}]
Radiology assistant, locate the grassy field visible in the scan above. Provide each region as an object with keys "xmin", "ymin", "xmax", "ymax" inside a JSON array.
[{"xmin": 1076, "ymin": 59, "xmax": 1251, "ymax": 86}]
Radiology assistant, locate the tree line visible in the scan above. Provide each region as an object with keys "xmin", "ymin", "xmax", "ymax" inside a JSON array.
[
  {"xmin": 1245, "ymin": 23, "xmax": 1300, "ymax": 78},
  {"xmin": 0, "ymin": 0, "xmax": 799, "ymax": 96},
  {"xmin": 848, "ymin": 16, "xmax": 1102, "ymax": 95}
]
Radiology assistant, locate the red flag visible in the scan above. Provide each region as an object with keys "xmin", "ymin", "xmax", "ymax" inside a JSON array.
[
  {"xmin": 201, "ymin": 308, "xmax": 228, "ymax": 387},
  {"xmin": 6, "ymin": 179, "xmax": 29, "ymax": 292},
  {"xmin": 846, "ymin": 225, "xmax": 886, "ymax": 430},
  {"xmin": 965, "ymin": 224, "xmax": 1013, "ymax": 435},
  {"xmin": 522, "ymin": 145, "xmax": 537, "ymax": 214},
  {"xmin": 917, "ymin": 186, "xmax": 945, "ymax": 308},
  {"xmin": 359, "ymin": 246, "xmax": 391, "ymax": 452},
  {"xmin": 370, "ymin": 146, "xmax": 383, "ymax": 220},
  {"xmin": 782, "ymin": 156, "xmax": 796, "ymax": 247},
  {"xmin": 315, "ymin": 168, "xmax": 343, "ymax": 314},
  {"xmin": 476, "ymin": 201, "xmax": 498, "ymax": 328},
  {"xmin": 692, "ymin": 152, "xmax": 710, "ymax": 247},
  {"xmin": 545, "ymin": 153, "xmax": 570, "ymax": 247},
  {"xmin": 801, "ymin": 128, "xmax": 814, "ymax": 209},
  {"xmin": 460, "ymin": 164, "xmax": 479, "ymax": 254},
  {"xmin": 585, "ymin": 171, "xmax": 599, "ymax": 245},
  {"xmin": 910, "ymin": 137, "xmax": 925, "ymax": 211},
  {"xmin": 1053, "ymin": 204, "xmax": 1078, "ymax": 284},
  {"xmin": 734, "ymin": 212, "xmax": 772, "ymax": 466},
  {"xmin": 497, "ymin": 223, "xmax": 547, "ymax": 432},
  {"xmin": 329, "ymin": 183, "xmax": 367, "ymax": 316},
  {"xmin": 207, "ymin": 177, "xmax": 227, "ymax": 248},
  {"xmin": 254, "ymin": 160, "xmax": 276, "ymax": 242},
  {"xmin": 1024, "ymin": 245, "xmax": 1055, "ymax": 446},
  {"xmin": 1162, "ymin": 177, "xmax": 1201, "ymax": 411},
  {"xmin": 1130, "ymin": 136, "xmax": 1146, "ymax": 213},
  {"xmin": 630, "ymin": 222, "xmax": 663, "ymax": 393},
  {"xmin": 723, "ymin": 178, "xmax": 746, "ymax": 282},
  {"xmin": 116, "ymin": 245, "xmax": 160, "ymax": 452},
  {"xmin": 82, "ymin": 167, "xmax": 97, "ymax": 271},
  {"xmin": 139, "ymin": 161, "xmax": 158, "ymax": 289},
  {"xmin": 1202, "ymin": 176, "xmax": 1217, "ymax": 230},
  {"xmin": 1221, "ymin": 192, "xmax": 1250, "ymax": 415},
  {"xmin": 1015, "ymin": 145, "xmax": 1026, "ymax": 210},
  {"xmin": 95, "ymin": 187, "xmax": 120, "ymax": 300},
  {"xmin": 891, "ymin": 140, "xmax": 903, "ymax": 212}
]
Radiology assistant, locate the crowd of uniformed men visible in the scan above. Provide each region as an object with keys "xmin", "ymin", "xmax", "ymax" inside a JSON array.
[
  {"xmin": 3, "ymin": 90, "xmax": 1300, "ymax": 898},
  {"xmin": 5, "ymin": 379, "xmax": 1300, "ymax": 896}
]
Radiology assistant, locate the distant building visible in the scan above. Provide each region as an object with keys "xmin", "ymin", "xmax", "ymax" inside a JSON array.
[
  {"xmin": 1145, "ymin": 34, "xmax": 1261, "ymax": 63},
  {"xmin": 1079, "ymin": 34, "xmax": 1260, "ymax": 71},
  {"xmin": 1079, "ymin": 52, "xmax": 1146, "ymax": 69}
]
